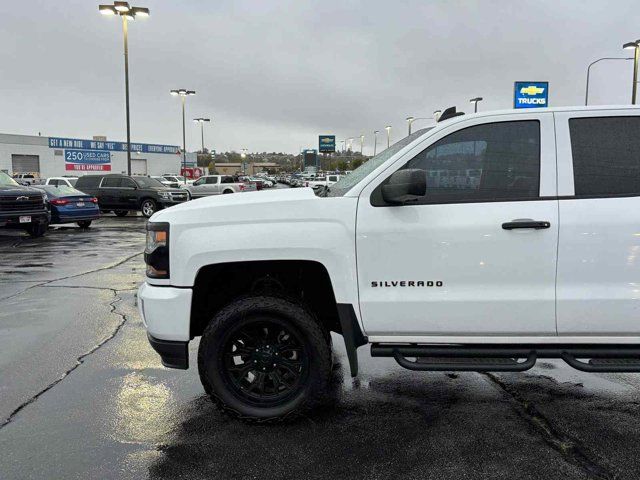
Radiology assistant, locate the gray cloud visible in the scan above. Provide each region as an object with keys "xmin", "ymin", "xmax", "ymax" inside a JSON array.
[{"xmin": 0, "ymin": 0, "xmax": 637, "ymax": 154}]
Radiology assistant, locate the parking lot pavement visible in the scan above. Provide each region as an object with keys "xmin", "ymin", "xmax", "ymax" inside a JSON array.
[{"xmin": 2, "ymin": 215, "xmax": 640, "ymax": 479}]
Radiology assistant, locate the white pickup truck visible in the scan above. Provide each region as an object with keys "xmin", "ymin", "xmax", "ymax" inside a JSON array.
[
  {"xmin": 305, "ymin": 174, "xmax": 342, "ymax": 190},
  {"xmin": 139, "ymin": 106, "xmax": 640, "ymax": 422},
  {"xmin": 183, "ymin": 175, "xmax": 247, "ymax": 199}
]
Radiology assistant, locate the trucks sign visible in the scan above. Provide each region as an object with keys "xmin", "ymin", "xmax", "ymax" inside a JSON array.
[
  {"xmin": 318, "ymin": 135, "xmax": 336, "ymax": 153},
  {"xmin": 64, "ymin": 149, "xmax": 111, "ymax": 171},
  {"xmin": 514, "ymin": 81, "xmax": 549, "ymax": 109}
]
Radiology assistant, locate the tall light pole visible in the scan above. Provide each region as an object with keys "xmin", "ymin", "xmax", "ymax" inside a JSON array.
[
  {"xmin": 406, "ymin": 116, "xmax": 415, "ymax": 135},
  {"xmin": 340, "ymin": 140, "xmax": 345, "ymax": 153},
  {"xmin": 469, "ymin": 97, "xmax": 483, "ymax": 113},
  {"xmin": 373, "ymin": 130, "xmax": 379, "ymax": 156},
  {"xmin": 241, "ymin": 148, "xmax": 247, "ymax": 174},
  {"xmin": 623, "ymin": 40, "xmax": 640, "ymax": 104},
  {"xmin": 385, "ymin": 126, "xmax": 391, "ymax": 149},
  {"xmin": 193, "ymin": 118, "xmax": 211, "ymax": 153},
  {"xmin": 170, "ymin": 89, "xmax": 196, "ymax": 184},
  {"xmin": 359, "ymin": 134, "xmax": 364, "ymax": 155},
  {"xmin": 585, "ymin": 57, "xmax": 633, "ymax": 105},
  {"xmin": 433, "ymin": 110, "xmax": 442, "ymax": 121},
  {"xmin": 99, "ymin": 2, "xmax": 150, "ymax": 176},
  {"xmin": 347, "ymin": 137, "xmax": 354, "ymax": 152}
]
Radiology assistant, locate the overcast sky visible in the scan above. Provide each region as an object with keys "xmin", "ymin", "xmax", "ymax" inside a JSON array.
[{"xmin": 0, "ymin": 0, "xmax": 638, "ymax": 154}]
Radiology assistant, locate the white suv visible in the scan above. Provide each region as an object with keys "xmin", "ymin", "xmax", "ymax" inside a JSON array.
[{"xmin": 139, "ymin": 106, "xmax": 640, "ymax": 422}]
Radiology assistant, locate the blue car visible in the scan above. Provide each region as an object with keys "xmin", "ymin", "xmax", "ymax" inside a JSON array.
[{"xmin": 33, "ymin": 185, "xmax": 100, "ymax": 228}]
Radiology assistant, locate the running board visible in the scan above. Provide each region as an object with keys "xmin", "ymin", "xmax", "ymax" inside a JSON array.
[{"xmin": 371, "ymin": 344, "xmax": 640, "ymax": 373}]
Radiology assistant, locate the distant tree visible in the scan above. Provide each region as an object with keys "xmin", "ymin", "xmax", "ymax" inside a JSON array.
[{"xmin": 351, "ymin": 158, "xmax": 363, "ymax": 169}]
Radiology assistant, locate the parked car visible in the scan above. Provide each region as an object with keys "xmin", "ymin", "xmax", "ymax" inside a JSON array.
[
  {"xmin": 32, "ymin": 185, "xmax": 99, "ymax": 228},
  {"xmin": 0, "ymin": 172, "xmax": 50, "ymax": 237},
  {"xmin": 45, "ymin": 176, "xmax": 79, "ymax": 188},
  {"xmin": 74, "ymin": 174, "xmax": 188, "ymax": 218},
  {"xmin": 307, "ymin": 174, "xmax": 342, "ymax": 191},
  {"xmin": 140, "ymin": 105, "xmax": 640, "ymax": 423},
  {"xmin": 185, "ymin": 175, "xmax": 247, "ymax": 198},
  {"xmin": 162, "ymin": 174, "xmax": 194, "ymax": 186},
  {"xmin": 12, "ymin": 173, "xmax": 40, "ymax": 185},
  {"xmin": 151, "ymin": 176, "xmax": 180, "ymax": 189}
]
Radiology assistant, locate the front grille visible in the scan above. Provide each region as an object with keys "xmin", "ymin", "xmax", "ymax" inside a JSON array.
[
  {"xmin": 169, "ymin": 192, "xmax": 188, "ymax": 202},
  {"xmin": 0, "ymin": 195, "xmax": 44, "ymax": 212}
]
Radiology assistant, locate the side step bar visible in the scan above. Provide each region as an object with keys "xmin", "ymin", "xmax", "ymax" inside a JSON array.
[{"xmin": 371, "ymin": 344, "xmax": 640, "ymax": 373}]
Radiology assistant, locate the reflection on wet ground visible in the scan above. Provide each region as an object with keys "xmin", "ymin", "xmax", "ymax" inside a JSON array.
[{"xmin": 2, "ymin": 216, "xmax": 640, "ymax": 479}]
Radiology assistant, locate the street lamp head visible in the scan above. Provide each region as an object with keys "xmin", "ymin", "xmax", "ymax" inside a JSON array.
[
  {"xmin": 469, "ymin": 97, "xmax": 483, "ymax": 103},
  {"xmin": 623, "ymin": 42, "xmax": 638, "ymax": 50},
  {"xmin": 131, "ymin": 6, "xmax": 150, "ymax": 17},
  {"xmin": 385, "ymin": 125, "xmax": 391, "ymax": 131},
  {"xmin": 433, "ymin": 110, "xmax": 442, "ymax": 119},
  {"xmin": 171, "ymin": 89, "xmax": 196, "ymax": 97},
  {"xmin": 99, "ymin": 4, "xmax": 117, "ymax": 15},
  {"xmin": 114, "ymin": 1, "xmax": 130, "ymax": 12},
  {"xmin": 406, "ymin": 116, "xmax": 415, "ymax": 122},
  {"xmin": 374, "ymin": 130, "xmax": 379, "ymax": 134}
]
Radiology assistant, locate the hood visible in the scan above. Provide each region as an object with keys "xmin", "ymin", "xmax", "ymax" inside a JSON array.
[
  {"xmin": 0, "ymin": 184, "xmax": 44, "ymax": 197},
  {"xmin": 152, "ymin": 187, "xmax": 318, "ymax": 223}
]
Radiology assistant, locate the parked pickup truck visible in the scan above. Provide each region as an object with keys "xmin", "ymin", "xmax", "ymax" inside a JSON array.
[
  {"xmin": 139, "ymin": 105, "xmax": 640, "ymax": 422},
  {"xmin": 306, "ymin": 174, "xmax": 342, "ymax": 190},
  {"xmin": 184, "ymin": 175, "xmax": 247, "ymax": 198},
  {"xmin": 0, "ymin": 172, "xmax": 50, "ymax": 237}
]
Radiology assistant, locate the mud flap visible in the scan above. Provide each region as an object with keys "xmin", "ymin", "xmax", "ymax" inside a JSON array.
[{"xmin": 336, "ymin": 304, "xmax": 368, "ymax": 377}]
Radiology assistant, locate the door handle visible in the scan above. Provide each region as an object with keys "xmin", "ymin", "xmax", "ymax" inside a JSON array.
[{"xmin": 502, "ymin": 220, "xmax": 550, "ymax": 230}]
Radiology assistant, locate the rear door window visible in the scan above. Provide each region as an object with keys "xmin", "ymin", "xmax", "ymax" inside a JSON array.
[
  {"xmin": 101, "ymin": 177, "xmax": 121, "ymax": 188},
  {"xmin": 569, "ymin": 116, "xmax": 640, "ymax": 196}
]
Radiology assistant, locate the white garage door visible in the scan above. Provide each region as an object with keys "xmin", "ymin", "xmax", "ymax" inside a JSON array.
[
  {"xmin": 131, "ymin": 158, "xmax": 147, "ymax": 175},
  {"xmin": 11, "ymin": 155, "xmax": 40, "ymax": 174}
]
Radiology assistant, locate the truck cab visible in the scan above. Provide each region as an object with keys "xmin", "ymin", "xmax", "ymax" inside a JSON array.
[{"xmin": 139, "ymin": 106, "xmax": 640, "ymax": 422}]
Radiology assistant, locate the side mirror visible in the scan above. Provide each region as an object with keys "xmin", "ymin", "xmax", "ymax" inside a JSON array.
[{"xmin": 381, "ymin": 169, "xmax": 426, "ymax": 205}]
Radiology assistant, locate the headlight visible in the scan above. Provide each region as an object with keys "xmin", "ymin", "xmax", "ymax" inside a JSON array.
[{"xmin": 145, "ymin": 222, "xmax": 170, "ymax": 279}]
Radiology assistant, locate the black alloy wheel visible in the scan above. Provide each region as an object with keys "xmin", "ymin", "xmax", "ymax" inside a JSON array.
[{"xmin": 220, "ymin": 318, "xmax": 309, "ymax": 407}]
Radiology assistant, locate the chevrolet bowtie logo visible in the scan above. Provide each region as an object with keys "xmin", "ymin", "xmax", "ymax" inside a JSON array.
[{"xmin": 520, "ymin": 85, "xmax": 545, "ymax": 96}]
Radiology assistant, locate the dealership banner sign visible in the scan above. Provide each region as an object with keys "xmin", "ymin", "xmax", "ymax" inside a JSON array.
[
  {"xmin": 514, "ymin": 81, "xmax": 549, "ymax": 109},
  {"xmin": 64, "ymin": 149, "xmax": 111, "ymax": 171},
  {"xmin": 49, "ymin": 137, "xmax": 179, "ymax": 155}
]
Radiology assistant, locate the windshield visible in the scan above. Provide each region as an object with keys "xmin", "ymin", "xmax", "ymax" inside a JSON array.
[
  {"xmin": 326, "ymin": 128, "xmax": 432, "ymax": 197},
  {"xmin": 0, "ymin": 172, "xmax": 19, "ymax": 186},
  {"xmin": 134, "ymin": 177, "xmax": 167, "ymax": 189}
]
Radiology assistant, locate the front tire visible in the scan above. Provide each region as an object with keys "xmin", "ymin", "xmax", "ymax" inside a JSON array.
[
  {"xmin": 140, "ymin": 199, "xmax": 157, "ymax": 218},
  {"xmin": 222, "ymin": 189, "xmax": 233, "ymax": 194},
  {"xmin": 77, "ymin": 220, "xmax": 92, "ymax": 229},
  {"xmin": 198, "ymin": 296, "xmax": 331, "ymax": 422}
]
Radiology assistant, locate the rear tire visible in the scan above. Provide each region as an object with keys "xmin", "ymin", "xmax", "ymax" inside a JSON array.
[
  {"xmin": 222, "ymin": 189, "xmax": 233, "ymax": 194},
  {"xmin": 198, "ymin": 296, "xmax": 331, "ymax": 423},
  {"xmin": 114, "ymin": 210, "xmax": 128, "ymax": 217},
  {"xmin": 26, "ymin": 220, "xmax": 48, "ymax": 238},
  {"xmin": 77, "ymin": 220, "xmax": 92, "ymax": 229}
]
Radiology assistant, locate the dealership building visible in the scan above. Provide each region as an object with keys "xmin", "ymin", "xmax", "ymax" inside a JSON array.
[{"xmin": 0, "ymin": 132, "xmax": 187, "ymax": 177}]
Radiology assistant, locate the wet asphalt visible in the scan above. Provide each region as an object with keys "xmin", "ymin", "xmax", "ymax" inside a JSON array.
[{"xmin": 2, "ymin": 211, "xmax": 640, "ymax": 479}]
